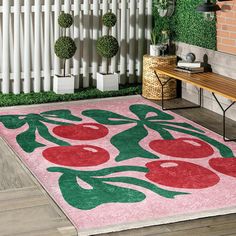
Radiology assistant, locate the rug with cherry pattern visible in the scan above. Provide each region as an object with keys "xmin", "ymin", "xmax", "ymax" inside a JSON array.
[{"xmin": 1, "ymin": 96, "xmax": 236, "ymax": 235}]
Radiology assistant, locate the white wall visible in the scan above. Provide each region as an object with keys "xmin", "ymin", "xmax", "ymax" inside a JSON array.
[{"xmin": 176, "ymin": 42, "xmax": 236, "ymax": 121}]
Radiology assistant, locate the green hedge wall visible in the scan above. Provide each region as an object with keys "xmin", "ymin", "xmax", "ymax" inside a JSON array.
[{"xmin": 153, "ymin": 0, "xmax": 216, "ymax": 50}]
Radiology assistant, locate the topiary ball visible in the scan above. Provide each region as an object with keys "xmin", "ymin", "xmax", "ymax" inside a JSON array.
[
  {"xmin": 54, "ymin": 36, "xmax": 77, "ymax": 59},
  {"xmin": 96, "ymin": 36, "xmax": 119, "ymax": 59},
  {"xmin": 102, "ymin": 12, "xmax": 117, "ymax": 28},
  {"xmin": 58, "ymin": 12, "xmax": 73, "ymax": 28}
]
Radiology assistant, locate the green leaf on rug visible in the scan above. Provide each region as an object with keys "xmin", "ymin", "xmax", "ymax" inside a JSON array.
[
  {"xmin": 48, "ymin": 166, "xmax": 188, "ymax": 210},
  {"xmin": 0, "ymin": 110, "xmax": 82, "ymax": 153},
  {"xmin": 112, "ymin": 124, "xmax": 159, "ymax": 161}
]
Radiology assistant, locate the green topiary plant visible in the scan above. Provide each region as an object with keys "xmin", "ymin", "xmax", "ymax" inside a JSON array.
[
  {"xmin": 96, "ymin": 12, "xmax": 119, "ymax": 75},
  {"xmin": 54, "ymin": 12, "xmax": 77, "ymax": 77}
]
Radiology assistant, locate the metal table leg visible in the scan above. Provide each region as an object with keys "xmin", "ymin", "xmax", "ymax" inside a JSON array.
[
  {"xmin": 212, "ymin": 93, "xmax": 236, "ymax": 142},
  {"xmin": 154, "ymin": 71, "xmax": 202, "ymax": 111}
]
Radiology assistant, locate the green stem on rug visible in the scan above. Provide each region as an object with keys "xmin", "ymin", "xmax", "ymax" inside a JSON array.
[
  {"xmin": 47, "ymin": 166, "xmax": 188, "ymax": 210},
  {"xmin": 111, "ymin": 124, "xmax": 160, "ymax": 162},
  {"xmin": 99, "ymin": 176, "xmax": 188, "ymax": 199},
  {"xmin": 48, "ymin": 165, "xmax": 149, "ymax": 176}
]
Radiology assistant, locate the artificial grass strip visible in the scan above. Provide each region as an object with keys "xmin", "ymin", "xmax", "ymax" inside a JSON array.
[{"xmin": 0, "ymin": 84, "xmax": 142, "ymax": 107}]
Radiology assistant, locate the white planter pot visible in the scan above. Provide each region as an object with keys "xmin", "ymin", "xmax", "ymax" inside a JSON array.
[
  {"xmin": 150, "ymin": 45, "xmax": 161, "ymax": 56},
  {"xmin": 53, "ymin": 75, "xmax": 75, "ymax": 94},
  {"xmin": 96, "ymin": 72, "xmax": 119, "ymax": 92}
]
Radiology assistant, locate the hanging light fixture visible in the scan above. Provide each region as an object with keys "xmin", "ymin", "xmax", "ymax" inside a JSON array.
[{"xmin": 196, "ymin": 0, "xmax": 231, "ymax": 21}]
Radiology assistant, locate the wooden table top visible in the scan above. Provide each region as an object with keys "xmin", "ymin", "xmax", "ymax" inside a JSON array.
[{"xmin": 153, "ymin": 66, "xmax": 236, "ymax": 102}]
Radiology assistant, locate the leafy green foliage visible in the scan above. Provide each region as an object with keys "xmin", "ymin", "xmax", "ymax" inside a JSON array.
[
  {"xmin": 54, "ymin": 36, "xmax": 77, "ymax": 59},
  {"xmin": 58, "ymin": 12, "xmax": 73, "ymax": 28},
  {"xmin": 102, "ymin": 12, "xmax": 117, "ymax": 28},
  {"xmin": 153, "ymin": 0, "xmax": 216, "ymax": 50},
  {"xmin": 96, "ymin": 36, "xmax": 119, "ymax": 59},
  {"xmin": 0, "ymin": 85, "xmax": 142, "ymax": 107}
]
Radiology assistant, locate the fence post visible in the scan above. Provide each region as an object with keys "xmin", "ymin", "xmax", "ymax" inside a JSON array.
[
  {"xmin": 111, "ymin": 0, "xmax": 117, "ymax": 74},
  {"xmin": 101, "ymin": 0, "xmax": 108, "ymax": 74},
  {"xmin": 14, "ymin": 0, "xmax": 21, "ymax": 94},
  {"xmin": 83, "ymin": 0, "xmax": 90, "ymax": 88},
  {"xmin": 92, "ymin": 0, "xmax": 99, "ymax": 84},
  {"xmin": 73, "ymin": 0, "xmax": 81, "ymax": 89},
  {"xmin": 2, "ymin": 1, "xmax": 10, "ymax": 94},
  {"xmin": 23, "ymin": 0, "xmax": 31, "ymax": 93},
  {"xmin": 137, "ymin": 0, "xmax": 145, "ymax": 83},
  {"xmin": 129, "ymin": 0, "xmax": 136, "ymax": 83},
  {"xmin": 44, "ymin": 0, "xmax": 51, "ymax": 91}
]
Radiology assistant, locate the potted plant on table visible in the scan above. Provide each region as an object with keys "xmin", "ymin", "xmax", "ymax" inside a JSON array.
[
  {"xmin": 96, "ymin": 12, "xmax": 119, "ymax": 92},
  {"xmin": 54, "ymin": 12, "xmax": 77, "ymax": 94},
  {"xmin": 150, "ymin": 29, "xmax": 161, "ymax": 56}
]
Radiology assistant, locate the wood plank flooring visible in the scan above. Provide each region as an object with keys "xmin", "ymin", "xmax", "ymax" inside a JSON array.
[{"xmin": 1, "ymin": 98, "xmax": 236, "ymax": 236}]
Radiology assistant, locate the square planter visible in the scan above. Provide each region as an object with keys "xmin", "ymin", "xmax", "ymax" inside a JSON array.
[
  {"xmin": 96, "ymin": 72, "xmax": 119, "ymax": 92},
  {"xmin": 53, "ymin": 75, "xmax": 75, "ymax": 94}
]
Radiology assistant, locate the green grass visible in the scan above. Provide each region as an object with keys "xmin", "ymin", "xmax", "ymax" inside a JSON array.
[{"xmin": 0, "ymin": 84, "xmax": 142, "ymax": 107}]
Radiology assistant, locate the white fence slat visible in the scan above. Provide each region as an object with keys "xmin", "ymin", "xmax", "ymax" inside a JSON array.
[
  {"xmin": 64, "ymin": 0, "xmax": 70, "ymax": 14},
  {"xmin": 2, "ymin": 1, "xmax": 10, "ymax": 94},
  {"xmin": 101, "ymin": 0, "xmax": 108, "ymax": 74},
  {"xmin": 129, "ymin": 0, "xmax": 136, "ymax": 83},
  {"xmin": 92, "ymin": 0, "xmax": 99, "ymax": 83},
  {"xmin": 137, "ymin": 0, "xmax": 145, "ymax": 82},
  {"xmin": 34, "ymin": 0, "xmax": 41, "ymax": 92},
  {"xmin": 13, "ymin": 0, "xmax": 21, "ymax": 94},
  {"xmin": 64, "ymin": 0, "xmax": 71, "ymax": 76},
  {"xmin": 44, "ymin": 0, "xmax": 51, "ymax": 91},
  {"xmin": 147, "ymin": 0, "xmax": 152, "ymax": 49},
  {"xmin": 23, "ymin": 0, "xmax": 31, "ymax": 93},
  {"xmin": 73, "ymin": 0, "xmax": 81, "ymax": 89},
  {"xmin": 82, "ymin": 0, "xmax": 90, "ymax": 88},
  {"xmin": 120, "ymin": 0, "xmax": 127, "ymax": 84},
  {"xmin": 0, "ymin": 16, "xmax": 2, "ymax": 74},
  {"xmin": 54, "ymin": 0, "xmax": 61, "ymax": 76},
  {"xmin": 111, "ymin": 0, "xmax": 117, "ymax": 73}
]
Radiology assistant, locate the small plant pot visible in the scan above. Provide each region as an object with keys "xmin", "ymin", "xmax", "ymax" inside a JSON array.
[
  {"xmin": 150, "ymin": 45, "xmax": 161, "ymax": 56},
  {"xmin": 158, "ymin": 8, "xmax": 168, "ymax": 17},
  {"xmin": 96, "ymin": 72, "xmax": 119, "ymax": 92},
  {"xmin": 53, "ymin": 74, "xmax": 75, "ymax": 94}
]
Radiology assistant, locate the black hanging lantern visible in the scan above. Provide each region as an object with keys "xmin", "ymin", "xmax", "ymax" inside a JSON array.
[
  {"xmin": 196, "ymin": 0, "xmax": 231, "ymax": 21},
  {"xmin": 196, "ymin": 0, "xmax": 221, "ymax": 13}
]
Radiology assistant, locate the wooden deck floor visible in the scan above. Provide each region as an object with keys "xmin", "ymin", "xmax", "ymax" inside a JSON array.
[{"xmin": 1, "ymin": 98, "xmax": 236, "ymax": 236}]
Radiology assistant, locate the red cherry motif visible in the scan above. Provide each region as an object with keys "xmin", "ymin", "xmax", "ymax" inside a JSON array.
[
  {"xmin": 43, "ymin": 145, "xmax": 110, "ymax": 167},
  {"xmin": 53, "ymin": 123, "xmax": 108, "ymax": 140},
  {"xmin": 209, "ymin": 157, "xmax": 236, "ymax": 178},
  {"xmin": 149, "ymin": 138, "xmax": 214, "ymax": 158},
  {"xmin": 145, "ymin": 160, "xmax": 220, "ymax": 189}
]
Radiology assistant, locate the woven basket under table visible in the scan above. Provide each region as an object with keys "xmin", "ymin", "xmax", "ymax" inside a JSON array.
[{"xmin": 142, "ymin": 54, "xmax": 177, "ymax": 100}]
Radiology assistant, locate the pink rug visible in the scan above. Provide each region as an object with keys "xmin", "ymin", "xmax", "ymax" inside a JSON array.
[{"xmin": 1, "ymin": 95, "xmax": 236, "ymax": 235}]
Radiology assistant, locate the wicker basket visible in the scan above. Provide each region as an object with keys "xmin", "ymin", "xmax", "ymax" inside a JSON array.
[{"xmin": 142, "ymin": 55, "xmax": 177, "ymax": 100}]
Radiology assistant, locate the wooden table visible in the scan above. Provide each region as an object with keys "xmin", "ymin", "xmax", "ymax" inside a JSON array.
[{"xmin": 153, "ymin": 66, "xmax": 236, "ymax": 141}]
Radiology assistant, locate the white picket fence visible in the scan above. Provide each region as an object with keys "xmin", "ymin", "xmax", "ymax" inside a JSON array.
[{"xmin": 0, "ymin": 0, "xmax": 152, "ymax": 94}]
